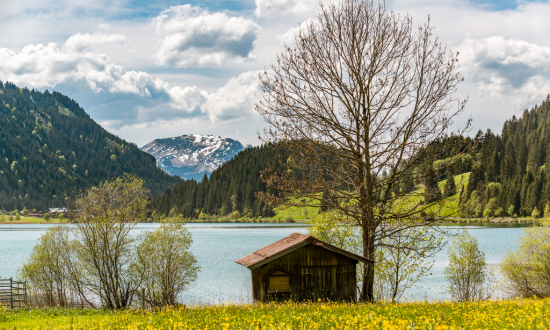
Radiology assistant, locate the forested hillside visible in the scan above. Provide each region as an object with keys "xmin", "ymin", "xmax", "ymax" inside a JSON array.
[
  {"xmin": 454, "ymin": 96, "xmax": 550, "ymax": 217},
  {"xmin": 0, "ymin": 81, "xmax": 180, "ymax": 211},
  {"xmin": 151, "ymin": 144, "xmax": 282, "ymax": 218},
  {"xmin": 152, "ymin": 96, "xmax": 550, "ymax": 220}
]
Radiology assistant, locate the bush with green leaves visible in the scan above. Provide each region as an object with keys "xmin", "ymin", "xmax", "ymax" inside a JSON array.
[
  {"xmin": 19, "ymin": 175, "xmax": 199, "ymax": 309},
  {"xmin": 444, "ymin": 231, "xmax": 493, "ymax": 301},
  {"xmin": 507, "ymin": 205, "xmax": 515, "ymax": 217},
  {"xmin": 532, "ymin": 207, "xmax": 541, "ymax": 218},
  {"xmin": 43, "ymin": 213, "xmax": 50, "ymax": 221},
  {"xmin": 18, "ymin": 226, "xmax": 76, "ymax": 307},
  {"xmin": 134, "ymin": 218, "xmax": 199, "ymax": 308},
  {"xmin": 500, "ymin": 223, "xmax": 550, "ymax": 298}
]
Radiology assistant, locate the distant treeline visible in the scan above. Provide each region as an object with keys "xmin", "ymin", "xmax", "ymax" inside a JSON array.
[
  {"xmin": 151, "ymin": 144, "xmax": 282, "ymax": 219},
  {"xmin": 0, "ymin": 81, "xmax": 180, "ymax": 211}
]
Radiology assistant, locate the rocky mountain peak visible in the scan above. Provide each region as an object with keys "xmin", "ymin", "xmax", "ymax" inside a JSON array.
[{"xmin": 141, "ymin": 134, "xmax": 248, "ymax": 180}]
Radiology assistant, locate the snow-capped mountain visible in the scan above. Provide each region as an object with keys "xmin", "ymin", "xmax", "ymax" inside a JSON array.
[{"xmin": 140, "ymin": 134, "xmax": 248, "ymax": 180}]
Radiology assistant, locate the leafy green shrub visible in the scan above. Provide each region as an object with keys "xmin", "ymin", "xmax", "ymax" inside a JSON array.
[
  {"xmin": 507, "ymin": 205, "xmax": 515, "ymax": 217},
  {"xmin": 20, "ymin": 176, "xmax": 199, "ymax": 309},
  {"xmin": 135, "ymin": 218, "xmax": 199, "ymax": 307},
  {"xmin": 532, "ymin": 207, "xmax": 541, "ymax": 218},
  {"xmin": 501, "ymin": 224, "xmax": 550, "ymax": 298},
  {"xmin": 43, "ymin": 213, "xmax": 50, "ymax": 221},
  {"xmin": 285, "ymin": 216, "xmax": 295, "ymax": 223},
  {"xmin": 445, "ymin": 231, "xmax": 494, "ymax": 301}
]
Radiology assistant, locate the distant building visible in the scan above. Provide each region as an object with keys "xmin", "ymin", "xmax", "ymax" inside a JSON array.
[
  {"xmin": 0, "ymin": 210, "xmax": 7, "ymax": 215},
  {"xmin": 48, "ymin": 208, "xmax": 68, "ymax": 218},
  {"xmin": 235, "ymin": 233, "xmax": 373, "ymax": 303}
]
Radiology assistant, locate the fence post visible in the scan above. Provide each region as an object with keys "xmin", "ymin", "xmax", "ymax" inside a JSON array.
[{"xmin": 10, "ymin": 277, "xmax": 13, "ymax": 309}]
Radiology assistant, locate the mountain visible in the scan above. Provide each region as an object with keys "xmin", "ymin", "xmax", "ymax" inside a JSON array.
[
  {"xmin": 141, "ymin": 134, "xmax": 248, "ymax": 180},
  {"xmin": 151, "ymin": 143, "xmax": 281, "ymax": 219},
  {"xmin": 0, "ymin": 81, "xmax": 180, "ymax": 211}
]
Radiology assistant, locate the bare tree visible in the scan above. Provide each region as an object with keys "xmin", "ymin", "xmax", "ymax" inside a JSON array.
[
  {"xmin": 71, "ymin": 175, "xmax": 149, "ymax": 309},
  {"xmin": 256, "ymin": 0, "xmax": 468, "ymax": 301}
]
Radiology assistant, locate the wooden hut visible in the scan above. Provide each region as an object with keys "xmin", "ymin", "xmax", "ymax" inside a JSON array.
[{"xmin": 235, "ymin": 233, "xmax": 373, "ymax": 303}]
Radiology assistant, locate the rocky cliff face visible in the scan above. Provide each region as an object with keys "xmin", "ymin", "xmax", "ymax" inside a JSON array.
[{"xmin": 141, "ymin": 134, "xmax": 247, "ymax": 180}]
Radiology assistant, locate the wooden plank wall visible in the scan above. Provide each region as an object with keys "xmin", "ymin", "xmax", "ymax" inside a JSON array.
[{"xmin": 251, "ymin": 244, "xmax": 358, "ymax": 302}]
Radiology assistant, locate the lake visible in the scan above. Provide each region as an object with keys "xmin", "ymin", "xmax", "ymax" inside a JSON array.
[{"xmin": 0, "ymin": 222, "xmax": 529, "ymax": 303}]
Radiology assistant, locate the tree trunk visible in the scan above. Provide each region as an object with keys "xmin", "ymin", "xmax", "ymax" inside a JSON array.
[{"xmin": 361, "ymin": 224, "xmax": 376, "ymax": 302}]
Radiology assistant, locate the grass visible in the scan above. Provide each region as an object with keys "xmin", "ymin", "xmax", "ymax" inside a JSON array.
[
  {"xmin": 271, "ymin": 173, "xmax": 471, "ymax": 220},
  {"xmin": 0, "ymin": 215, "xmax": 68, "ymax": 224},
  {"xmin": 271, "ymin": 195, "xmax": 322, "ymax": 220},
  {"xmin": 2, "ymin": 299, "xmax": 550, "ymax": 329}
]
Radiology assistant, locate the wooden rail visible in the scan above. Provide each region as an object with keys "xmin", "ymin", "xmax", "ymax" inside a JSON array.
[{"xmin": 0, "ymin": 278, "xmax": 27, "ymax": 308}]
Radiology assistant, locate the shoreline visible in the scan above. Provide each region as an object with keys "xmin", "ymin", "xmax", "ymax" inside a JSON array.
[{"xmin": 0, "ymin": 221, "xmax": 67, "ymax": 225}]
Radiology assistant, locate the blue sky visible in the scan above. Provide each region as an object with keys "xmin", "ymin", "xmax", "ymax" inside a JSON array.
[{"xmin": 1, "ymin": 0, "xmax": 550, "ymax": 146}]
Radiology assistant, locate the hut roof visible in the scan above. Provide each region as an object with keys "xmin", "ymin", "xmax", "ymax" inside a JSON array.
[{"xmin": 235, "ymin": 233, "xmax": 373, "ymax": 269}]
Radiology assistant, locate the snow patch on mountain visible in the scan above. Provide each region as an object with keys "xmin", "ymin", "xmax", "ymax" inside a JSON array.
[{"xmin": 140, "ymin": 134, "xmax": 248, "ymax": 180}]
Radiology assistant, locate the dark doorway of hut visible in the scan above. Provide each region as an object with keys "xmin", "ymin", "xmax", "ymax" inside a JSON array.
[{"xmin": 236, "ymin": 233, "xmax": 373, "ymax": 303}]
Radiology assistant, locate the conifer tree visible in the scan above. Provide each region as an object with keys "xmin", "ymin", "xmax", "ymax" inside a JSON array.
[
  {"xmin": 444, "ymin": 175, "xmax": 458, "ymax": 197},
  {"xmin": 532, "ymin": 207, "xmax": 541, "ymax": 218},
  {"xmin": 424, "ymin": 164, "xmax": 442, "ymax": 203},
  {"xmin": 467, "ymin": 162, "xmax": 485, "ymax": 199}
]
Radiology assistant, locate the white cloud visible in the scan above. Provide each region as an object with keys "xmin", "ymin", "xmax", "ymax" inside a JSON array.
[
  {"xmin": 276, "ymin": 18, "xmax": 317, "ymax": 45},
  {"xmin": 459, "ymin": 36, "xmax": 550, "ymax": 108},
  {"xmin": 0, "ymin": 39, "xmax": 209, "ymax": 115},
  {"xmin": 255, "ymin": 0, "xmax": 317, "ymax": 18},
  {"xmin": 64, "ymin": 32, "xmax": 125, "ymax": 53},
  {"xmin": 153, "ymin": 5, "xmax": 260, "ymax": 68},
  {"xmin": 168, "ymin": 85, "xmax": 210, "ymax": 112},
  {"xmin": 0, "ymin": 37, "xmax": 265, "ymax": 126},
  {"xmin": 201, "ymin": 71, "xmax": 263, "ymax": 122}
]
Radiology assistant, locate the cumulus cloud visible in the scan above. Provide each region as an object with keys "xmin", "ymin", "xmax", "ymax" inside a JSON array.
[
  {"xmin": 0, "ymin": 39, "xmax": 208, "ymax": 115},
  {"xmin": 459, "ymin": 36, "xmax": 550, "ymax": 106},
  {"xmin": 255, "ymin": 0, "xmax": 317, "ymax": 18},
  {"xmin": 168, "ymin": 85, "xmax": 210, "ymax": 112},
  {"xmin": 64, "ymin": 32, "xmax": 125, "ymax": 53},
  {"xmin": 153, "ymin": 5, "xmax": 260, "ymax": 68},
  {"xmin": 0, "ymin": 37, "xmax": 263, "ymax": 126},
  {"xmin": 276, "ymin": 19, "xmax": 317, "ymax": 45},
  {"xmin": 201, "ymin": 71, "xmax": 263, "ymax": 122}
]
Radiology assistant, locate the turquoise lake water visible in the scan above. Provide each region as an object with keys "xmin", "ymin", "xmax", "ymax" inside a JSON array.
[{"xmin": 0, "ymin": 223, "xmax": 530, "ymax": 303}]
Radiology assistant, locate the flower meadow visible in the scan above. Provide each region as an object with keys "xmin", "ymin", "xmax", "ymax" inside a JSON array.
[{"xmin": 1, "ymin": 299, "xmax": 550, "ymax": 329}]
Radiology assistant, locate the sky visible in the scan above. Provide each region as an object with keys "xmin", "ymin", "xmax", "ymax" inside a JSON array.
[{"xmin": 1, "ymin": 0, "xmax": 550, "ymax": 147}]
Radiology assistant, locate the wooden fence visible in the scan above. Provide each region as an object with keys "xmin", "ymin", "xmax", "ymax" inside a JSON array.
[{"xmin": 0, "ymin": 278, "xmax": 27, "ymax": 308}]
